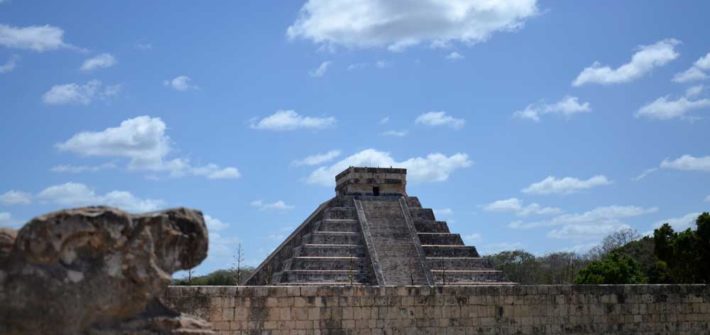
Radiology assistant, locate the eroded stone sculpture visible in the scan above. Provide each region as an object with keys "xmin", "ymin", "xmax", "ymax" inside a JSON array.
[{"xmin": 0, "ymin": 206, "xmax": 215, "ymax": 335}]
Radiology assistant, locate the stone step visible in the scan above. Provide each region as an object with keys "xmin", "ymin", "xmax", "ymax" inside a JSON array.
[
  {"xmin": 327, "ymin": 197, "xmax": 355, "ymax": 208},
  {"xmin": 323, "ymin": 207, "xmax": 358, "ymax": 220},
  {"xmin": 406, "ymin": 197, "xmax": 422, "ymax": 208},
  {"xmin": 277, "ymin": 282, "xmax": 366, "ymax": 286},
  {"xmin": 298, "ymin": 244, "xmax": 365, "ymax": 257},
  {"xmin": 422, "ymin": 245, "xmax": 479, "ymax": 257},
  {"xmin": 308, "ymin": 231, "xmax": 362, "ymax": 245},
  {"xmin": 282, "ymin": 269, "xmax": 368, "ymax": 283},
  {"xmin": 290, "ymin": 256, "xmax": 365, "ymax": 270},
  {"xmin": 417, "ymin": 232, "xmax": 463, "ymax": 245},
  {"xmin": 413, "ymin": 220, "xmax": 450, "ymax": 233},
  {"xmin": 408, "ymin": 208, "xmax": 435, "ymax": 221},
  {"xmin": 318, "ymin": 219, "xmax": 360, "ymax": 232},
  {"xmin": 426, "ymin": 257, "xmax": 493, "ymax": 270},
  {"xmin": 432, "ymin": 269, "xmax": 506, "ymax": 283}
]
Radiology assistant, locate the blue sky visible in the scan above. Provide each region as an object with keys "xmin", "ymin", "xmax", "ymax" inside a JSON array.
[{"xmin": 1, "ymin": 0, "xmax": 709, "ymax": 275}]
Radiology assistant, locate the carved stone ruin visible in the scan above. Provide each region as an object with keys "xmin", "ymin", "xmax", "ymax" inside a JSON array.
[{"xmin": 0, "ymin": 206, "xmax": 215, "ymax": 335}]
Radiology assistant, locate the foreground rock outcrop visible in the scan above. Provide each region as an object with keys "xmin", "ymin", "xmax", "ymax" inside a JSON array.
[{"xmin": 0, "ymin": 206, "xmax": 215, "ymax": 335}]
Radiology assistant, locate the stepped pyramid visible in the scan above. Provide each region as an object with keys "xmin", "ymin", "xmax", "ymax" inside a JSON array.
[{"xmin": 245, "ymin": 167, "xmax": 508, "ymax": 286}]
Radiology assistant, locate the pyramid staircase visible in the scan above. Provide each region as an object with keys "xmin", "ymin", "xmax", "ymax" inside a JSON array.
[
  {"xmin": 276, "ymin": 200, "xmax": 373, "ymax": 285},
  {"xmin": 406, "ymin": 197, "xmax": 505, "ymax": 285},
  {"xmin": 245, "ymin": 167, "xmax": 510, "ymax": 286}
]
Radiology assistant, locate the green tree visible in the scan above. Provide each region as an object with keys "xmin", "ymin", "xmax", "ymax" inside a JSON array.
[
  {"xmin": 651, "ymin": 213, "xmax": 710, "ymax": 284},
  {"xmin": 575, "ymin": 252, "xmax": 646, "ymax": 284},
  {"xmin": 696, "ymin": 213, "xmax": 710, "ymax": 281}
]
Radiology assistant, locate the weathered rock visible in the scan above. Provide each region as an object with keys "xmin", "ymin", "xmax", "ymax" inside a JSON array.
[{"xmin": 0, "ymin": 206, "xmax": 215, "ymax": 335}]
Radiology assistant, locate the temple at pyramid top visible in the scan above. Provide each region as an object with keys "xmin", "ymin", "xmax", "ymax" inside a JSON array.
[
  {"xmin": 245, "ymin": 167, "xmax": 509, "ymax": 286},
  {"xmin": 335, "ymin": 167, "xmax": 407, "ymax": 196}
]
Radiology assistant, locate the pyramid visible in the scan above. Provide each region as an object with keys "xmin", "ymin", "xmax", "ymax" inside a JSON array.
[{"xmin": 245, "ymin": 167, "xmax": 507, "ymax": 286}]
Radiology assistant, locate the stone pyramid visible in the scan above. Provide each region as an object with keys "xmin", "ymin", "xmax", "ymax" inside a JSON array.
[{"xmin": 245, "ymin": 167, "xmax": 507, "ymax": 286}]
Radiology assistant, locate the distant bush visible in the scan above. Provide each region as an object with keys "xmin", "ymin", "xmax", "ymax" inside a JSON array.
[{"xmin": 575, "ymin": 252, "xmax": 646, "ymax": 284}]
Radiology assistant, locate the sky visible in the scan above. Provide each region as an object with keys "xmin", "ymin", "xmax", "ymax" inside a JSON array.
[{"xmin": 1, "ymin": 0, "xmax": 709, "ymax": 276}]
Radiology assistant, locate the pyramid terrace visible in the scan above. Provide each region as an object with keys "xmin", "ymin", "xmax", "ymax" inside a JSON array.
[{"xmin": 246, "ymin": 167, "xmax": 508, "ymax": 286}]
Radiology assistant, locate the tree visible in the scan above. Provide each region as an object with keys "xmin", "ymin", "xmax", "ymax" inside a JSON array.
[
  {"xmin": 586, "ymin": 228, "xmax": 640, "ymax": 260},
  {"xmin": 575, "ymin": 252, "xmax": 646, "ymax": 284},
  {"xmin": 486, "ymin": 250, "xmax": 541, "ymax": 284},
  {"xmin": 651, "ymin": 213, "xmax": 710, "ymax": 284},
  {"xmin": 537, "ymin": 252, "xmax": 585, "ymax": 284},
  {"xmin": 233, "ymin": 243, "xmax": 245, "ymax": 285},
  {"xmin": 695, "ymin": 213, "xmax": 710, "ymax": 281}
]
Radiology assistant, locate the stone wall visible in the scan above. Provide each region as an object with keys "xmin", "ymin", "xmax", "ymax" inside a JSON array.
[{"xmin": 164, "ymin": 285, "xmax": 710, "ymax": 334}]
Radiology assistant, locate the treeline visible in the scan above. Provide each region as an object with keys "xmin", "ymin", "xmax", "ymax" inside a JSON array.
[
  {"xmin": 173, "ymin": 267, "xmax": 255, "ymax": 286},
  {"xmin": 175, "ymin": 212, "xmax": 709, "ymax": 286},
  {"xmin": 486, "ymin": 212, "xmax": 710, "ymax": 284}
]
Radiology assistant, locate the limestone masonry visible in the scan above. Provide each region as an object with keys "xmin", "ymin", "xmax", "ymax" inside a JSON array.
[
  {"xmin": 246, "ymin": 167, "xmax": 507, "ymax": 286},
  {"xmin": 164, "ymin": 284, "xmax": 710, "ymax": 334}
]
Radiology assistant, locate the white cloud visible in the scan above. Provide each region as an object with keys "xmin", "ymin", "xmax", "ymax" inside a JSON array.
[
  {"xmin": 250, "ymin": 200, "xmax": 294, "ymax": 211},
  {"xmin": 483, "ymin": 198, "xmax": 561, "ymax": 216},
  {"xmin": 42, "ymin": 80, "xmax": 120, "ymax": 106},
  {"xmin": 0, "ymin": 24, "xmax": 69, "ymax": 51},
  {"xmin": 347, "ymin": 60, "xmax": 388, "ymax": 71},
  {"xmin": 686, "ymin": 85, "xmax": 704, "ymax": 98},
  {"xmin": 446, "ymin": 51, "xmax": 464, "ymax": 61},
  {"xmin": 135, "ymin": 42, "xmax": 152, "ymax": 50},
  {"xmin": 548, "ymin": 223, "xmax": 632, "ymax": 240},
  {"xmin": 37, "ymin": 182, "xmax": 164, "ymax": 213},
  {"xmin": 510, "ymin": 205, "xmax": 656, "ymax": 240},
  {"xmin": 673, "ymin": 52, "xmax": 710, "ymax": 83},
  {"xmin": 287, "ymin": 0, "xmax": 538, "ymax": 51},
  {"xmin": 0, "ymin": 212, "xmax": 17, "ymax": 228},
  {"xmin": 660, "ymin": 155, "xmax": 710, "ymax": 172},
  {"xmin": 462, "ymin": 233, "xmax": 481, "ymax": 244},
  {"xmin": 292, "ymin": 150, "xmax": 341, "ymax": 166},
  {"xmin": 0, "ymin": 190, "xmax": 31, "ymax": 205},
  {"xmin": 189, "ymin": 164, "xmax": 241, "ymax": 180},
  {"xmin": 564, "ymin": 242, "xmax": 599, "ymax": 254},
  {"xmin": 0, "ymin": 54, "xmax": 18, "ymax": 73},
  {"xmin": 306, "ymin": 148, "xmax": 471, "ymax": 186},
  {"xmin": 80, "ymin": 53, "xmax": 116, "ymax": 72},
  {"xmin": 381, "ymin": 130, "xmax": 407, "ymax": 137},
  {"xmin": 250, "ymin": 110, "xmax": 336, "ymax": 131},
  {"xmin": 163, "ymin": 75, "xmax": 197, "ymax": 91},
  {"xmin": 673, "ymin": 67, "xmax": 708, "ymax": 83},
  {"xmin": 632, "ymin": 168, "xmax": 657, "ymax": 181},
  {"xmin": 479, "ymin": 241, "xmax": 524, "ymax": 254},
  {"xmin": 572, "ymin": 39, "xmax": 680, "ymax": 86},
  {"xmin": 522, "ymin": 175, "xmax": 611, "ymax": 195},
  {"xmin": 514, "ymin": 96, "xmax": 591, "ymax": 122},
  {"xmin": 204, "ymin": 215, "xmax": 229, "ymax": 231},
  {"xmin": 509, "ymin": 205, "xmax": 657, "ymax": 230},
  {"xmin": 415, "ymin": 111, "xmax": 465, "ymax": 129},
  {"xmin": 50, "ymin": 162, "xmax": 117, "ymax": 174},
  {"xmin": 56, "ymin": 116, "xmax": 240, "ymax": 179},
  {"xmin": 57, "ymin": 116, "xmax": 170, "ymax": 166},
  {"xmin": 636, "ymin": 95, "xmax": 710, "ymax": 120},
  {"xmin": 653, "ymin": 212, "xmax": 701, "ymax": 231},
  {"xmin": 379, "ymin": 116, "xmax": 389, "ymax": 124},
  {"xmin": 309, "ymin": 61, "xmax": 331, "ymax": 77}
]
